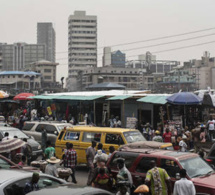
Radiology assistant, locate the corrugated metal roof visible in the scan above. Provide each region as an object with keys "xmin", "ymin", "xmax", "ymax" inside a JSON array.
[
  {"xmin": 137, "ymin": 96, "xmax": 170, "ymax": 105},
  {"xmin": 106, "ymin": 95, "xmax": 133, "ymax": 100},
  {"xmin": 54, "ymin": 95, "xmax": 104, "ymax": 101}
]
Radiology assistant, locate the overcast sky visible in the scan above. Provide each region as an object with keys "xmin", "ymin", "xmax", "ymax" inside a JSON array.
[{"xmin": 1, "ymin": 0, "xmax": 215, "ymax": 81}]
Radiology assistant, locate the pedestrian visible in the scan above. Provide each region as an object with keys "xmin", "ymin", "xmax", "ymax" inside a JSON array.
[
  {"xmin": 116, "ymin": 158, "xmax": 133, "ymax": 195},
  {"xmin": 24, "ymin": 172, "xmax": 40, "ymax": 194},
  {"xmin": 145, "ymin": 160, "xmax": 171, "ymax": 195},
  {"xmin": 108, "ymin": 146, "xmax": 115, "ymax": 159},
  {"xmin": 115, "ymin": 116, "xmax": 122, "ymax": 127},
  {"xmin": 97, "ymin": 143, "xmax": 106, "ymax": 154},
  {"xmin": 45, "ymin": 156, "xmax": 60, "ymax": 177},
  {"xmin": 63, "ymin": 143, "xmax": 77, "ymax": 183},
  {"xmin": 21, "ymin": 138, "xmax": 32, "ymax": 165},
  {"xmin": 86, "ymin": 140, "xmax": 97, "ymax": 186},
  {"xmin": 44, "ymin": 140, "xmax": 55, "ymax": 159},
  {"xmin": 179, "ymin": 135, "xmax": 188, "ymax": 152},
  {"xmin": 93, "ymin": 149, "xmax": 108, "ymax": 164},
  {"xmin": 2, "ymin": 132, "xmax": 9, "ymax": 141},
  {"xmin": 152, "ymin": 130, "xmax": 163, "ymax": 142},
  {"xmin": 173, "ymin": 169, "xmax": 196, "ymax": 195},
  {"xmin": 41, "ymin": 125, "xmax": 47, "ymax": 153},
  {"xmin": 200, "ymin": 127, "xmax": 206, "ymax": 142},
  {"xmin": 18, "ymin": 155, "xmax": 27, "ymax": 167},
  {"xmin": 207, "ymin": 116, "xmax": 215, "ymax": 141},
  {"xmin": 143, "ymin": 123, "xmax": 151, "ymax": 141},
  {"xmin": 163, "ymin": 128, "xmax": 172, "ymax": 143}
]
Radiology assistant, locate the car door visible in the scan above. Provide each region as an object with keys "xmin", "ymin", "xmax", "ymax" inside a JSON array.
[{"xmin": 132, "ymin": 156, "xmax": 157, "ymax": 187}]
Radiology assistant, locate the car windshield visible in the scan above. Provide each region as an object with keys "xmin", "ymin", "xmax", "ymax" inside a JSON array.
[
  {"xmin": 1, "ymin": 129, "xmax": 29, "ymax": 139},
  {"xmin": 180, "ymin": 157, "xmax": 214, "ymax": 178},
  {"xmin": 123, "ymin": 131, "xmax": 146, "ymax": 143},
  {"xmin": 56, "ymin": 125, "xmax": 72, "ymax": 132}
]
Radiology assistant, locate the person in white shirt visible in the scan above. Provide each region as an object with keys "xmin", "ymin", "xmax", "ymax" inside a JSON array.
[
  {"xmin": 179, "ymin": 135, "xmax": 187, "ymax": 152},
  {"xmin": 207, "ymin": 116, "xmax": 215, "ymax": 141},
  {"xmin": 173, "ymin": 169, "xmax": 196, "ymax": 195}
]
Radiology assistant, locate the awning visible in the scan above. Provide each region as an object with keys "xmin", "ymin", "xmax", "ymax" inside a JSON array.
[
  {"xmin": 29, "ymin": 95, "xmax": 60, "ymax": 100},
  {"xmin": 137, "ymin": 96, "xmax": 169, "ymax": 105},
  {"xmin": 30, "ymin": 95, "xmax": 104, "ymax": 101},
  {"xmin": 106, "ymin": 95, "xmax": 132, "ymax": 100},
  {"xmin": 54, "ymin": 95, "xmax": 104, "ymax": 101}
]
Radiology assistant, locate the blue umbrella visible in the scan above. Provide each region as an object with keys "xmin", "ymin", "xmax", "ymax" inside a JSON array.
[
  {"xmin": 166, "ymin": 92, "xmax": 202, "ymax": 127},
  {"xmin": 166, "ymin": 92, "xmax": 202, "ymax": 105}
]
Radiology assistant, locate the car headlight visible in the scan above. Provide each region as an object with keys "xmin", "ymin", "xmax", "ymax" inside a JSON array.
[{"xmin": 38, "ymin": 144, "xmax": 41, "ymax": 150}]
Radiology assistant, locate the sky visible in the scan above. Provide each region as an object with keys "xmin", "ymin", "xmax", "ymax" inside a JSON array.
[{"xmin": 1, "ymin": 0, "xmax": 215, "ymax": 81}]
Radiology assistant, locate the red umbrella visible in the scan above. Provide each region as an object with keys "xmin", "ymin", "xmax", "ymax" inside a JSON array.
[
  {"xmin": 0, "ymin": 138, "xmax": 25, "ymax": 153},
  {"xmin": 13, "ymin": 93, "xmax": 35, "ymax": 100}
]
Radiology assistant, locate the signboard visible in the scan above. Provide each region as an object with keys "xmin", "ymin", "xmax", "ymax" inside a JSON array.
[{"xmin": 126, "ymin": 117, "xmax": 138, "ymax": 129}]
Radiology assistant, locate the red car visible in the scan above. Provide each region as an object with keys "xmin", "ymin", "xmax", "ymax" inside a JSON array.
[{"xmin": 107, "ymin": 148, "xmax": 215, "ymax": 194}]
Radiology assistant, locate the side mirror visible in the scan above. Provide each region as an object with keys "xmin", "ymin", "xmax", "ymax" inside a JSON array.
[
  {"xmin": 210, "ymin": 164, "xmax": 215, "ymax": 169},
  {"xmin": 54, "ymin": 131, "xmax": 58, "ymax": 135}
]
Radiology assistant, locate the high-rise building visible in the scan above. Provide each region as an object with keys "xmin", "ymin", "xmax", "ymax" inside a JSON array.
[
  {"xmin": 102, "ymin": 47, "xmax": 126, "ymax": 67},
  {"xmin": 37, "ymin": 23, "xmax": 56, "ymax": 62},
  {"xmin": 67, "ymin": 11, "xmax": 97, "ymax": 91},
  {"xmin": 0, "ymin": 42, "xmax": 46, "ymax": 71}
]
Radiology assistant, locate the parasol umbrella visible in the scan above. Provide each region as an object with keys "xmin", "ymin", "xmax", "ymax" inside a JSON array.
[
  {"xmin": 13, "ymin": 93, "xmax": 35, "ymax": 100},
  {"xmin": 0, "ymin": 138, "xmax": 25, "ymax": 153},
  {"xmin": 0, "ymin": 90, "xmax": 9, "ymax": 99},
  {"xmin": 166, "ymin": 92, "xmax": 202, "ymax": 126}
]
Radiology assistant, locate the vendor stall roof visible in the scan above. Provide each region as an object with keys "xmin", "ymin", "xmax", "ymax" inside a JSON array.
[
  {"xmin": 29, "ymin": 95, "xmax": 61, "ymax": 100},
  {"xmin": 137, "ymin": 95, "xmax": 171, "ymax": 105},
  {"xmin": 54, "ymin": 95, "xmax": 104, "ymax": 101},
  {"xmin": 106, "ymin": 95, "xmax": 133, "ymax": 100}
]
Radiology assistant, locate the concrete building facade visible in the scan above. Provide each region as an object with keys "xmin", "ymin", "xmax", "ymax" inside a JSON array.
[
  {"xmin": 0, "ymin": 43, "xmax": 46, "ymax": 71},
  {"xmin": 81, "ymin": 67, "xmax": 147, "ymax": 90},
  {"xmin": 37, "ymin": 23, "xmax": 56, "ymax": 62},
  {"xmin": 183, "ymin": 51, "xmax": 215, "ymax": 90},
  {"xmin": 26, "ymin": 60, "xmax": 59, "ymax": 89},
  {"xmin": 67, "ymin": 11, "xmax": 97, "ymax": 91}
]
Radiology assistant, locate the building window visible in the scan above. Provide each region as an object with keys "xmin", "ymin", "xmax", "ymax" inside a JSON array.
[
  {"xmin": 44, "ymin": 69, "xmax": 52, "ymax": 73},
  {"xmin": 44, "ymin": 76, "xmax": 52, "ymax": 79}
]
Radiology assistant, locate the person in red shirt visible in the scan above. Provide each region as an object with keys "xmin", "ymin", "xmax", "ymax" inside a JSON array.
[{"xmin": 163, "ymin": 128, "xmax": 172, "ymax": 143}]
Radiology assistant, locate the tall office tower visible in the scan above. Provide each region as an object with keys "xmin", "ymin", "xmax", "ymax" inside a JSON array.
[
  {"xmin": 37, "ymin": 23, "xmax": 56, "ymax": 62},
  {"xmin": 1, "ymin": 42, "xmax": 46, "ymax": 71},
  {"xmin": 67, "ymin": 11, "xmax": 97, "ymax": 91}
]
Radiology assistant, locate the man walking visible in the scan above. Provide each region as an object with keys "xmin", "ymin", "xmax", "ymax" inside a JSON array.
[
  {"xmin": 41, "ymin": 125, "xmax": 47, "ymax": 153},
  {"xmin": 173, "ymin": 169, "xmax": 195, "ymax": 195},
  {"xmin": 63, "ymin": 143, "xmax": 77, "ymax": 183},
  {"xmin": 207, "ymin": 116, "xmax": 215, "ymax": 141},
  {"xmin": 145, "ymin": 160, "xmax": 171, "ymax": 195},
  {"xmin": 44, "ymin": 140, "xmax": 55, "ymax": 159},
  {"xmin": 86, "ymin": 140, "xmax": 97, "ymax": 185}
]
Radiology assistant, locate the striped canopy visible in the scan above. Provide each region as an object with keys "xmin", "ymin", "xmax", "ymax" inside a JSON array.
[{"xmin": 0, "ymin": 138, "xmax": 25, "ymax": 153}]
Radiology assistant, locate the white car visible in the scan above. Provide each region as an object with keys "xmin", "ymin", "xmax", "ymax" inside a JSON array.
[
  {"xmin": 22, "ymin": 121, "xmax": 73, "ymax": 146},
  {"xmin": 0, "ymin": 169, "xmax": 67, "ymax": 195}
]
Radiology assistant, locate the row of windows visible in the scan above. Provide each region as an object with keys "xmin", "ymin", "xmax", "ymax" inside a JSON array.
[
  {"xmin": 69, "ymin": 36, "xmax": 96, "ymax": 40},
  {"xmin": 70, "ymin": 53, "xmax": 96, "ymax": 56},
  {"xmin": 70, "ymin": 25, "xmax": 96, "ymax": 28},
  {"xmin": 44, "ymin": 76, "xmax": 52, "ymax": 79},
  {"xmin": 70, "ymin": 31, "xmax": 96, "ymax": 34},
  {"xmin": 69, "ymin": 48, "xmax": 96, "ymax": 51},
  {"xmin": 69, "ymin": 20, "xmax": 96, "ymax": 23},
  {"xmin": 44, "ymin": 69, "xmax": 52, "ymax": 73},
  {"xmin": 71, "ymin": 42, "xmax": 96, "ymax": 45},
  {"xmin": 85, "ymin": 70, "xmax": 139, "ymax": 74},
  {"xmin": 69, "ymin": 58, "xmax": 96, "ymax": 62}
]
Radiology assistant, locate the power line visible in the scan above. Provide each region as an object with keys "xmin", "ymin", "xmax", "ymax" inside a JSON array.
[
  {"xmin": 56, "ymin": 27, "xmax": 215, "ymax": 54},
  {"xmin": 57, "ymin": 40, "xmax": 215, "ymax": 65},
  {"xmin": 56, "ymin": 33, "xmax": 215, "ymax": 61}
]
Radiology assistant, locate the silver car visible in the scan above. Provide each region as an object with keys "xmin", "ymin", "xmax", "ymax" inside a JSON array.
[
  {"xmin": 0, "ymin": 169, "xmax": 67, "ymax": 195},
  {"xmin": 22, "ymin": 121, "xmax": 72, "ymax": 146}
]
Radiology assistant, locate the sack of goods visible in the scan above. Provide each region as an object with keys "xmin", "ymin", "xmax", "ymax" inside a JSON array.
[
  {"xmin": 31, "ymin": 160, "xmax": 47, "ymax": 172},
  {"xmin": 57, "ymin": 168, "xmax": 72, "ymax": 180}
]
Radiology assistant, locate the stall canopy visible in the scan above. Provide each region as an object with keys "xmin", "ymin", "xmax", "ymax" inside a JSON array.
[
  {"xmin": 137, "ymin": 96, "xmax": 170, "ymax": 105},
  {"xmin": 106, "ymin": 95, "xmax": 133, "ymax": 100},
  {"xmin": 54, "ymin": 95, "xmax": 104, "ymax": 101},
  {"xmin": 29, "ymin": 95, "xmax": 104, "ymax": 101}
]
